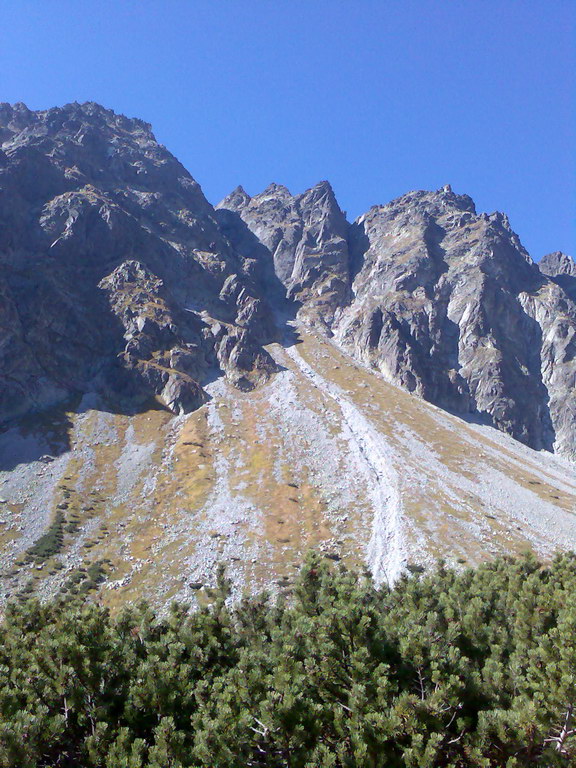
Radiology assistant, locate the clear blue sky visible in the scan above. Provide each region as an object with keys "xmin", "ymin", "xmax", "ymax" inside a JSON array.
[{"xmin": 2, "ymin": 0, "xmax": 574, "ymax": 258}]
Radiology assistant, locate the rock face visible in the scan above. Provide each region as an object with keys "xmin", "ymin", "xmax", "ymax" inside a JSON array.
[
  {"xmin": 0, "ymin": 102, "xmax": 277, "ymax": 421},
  {"xmin": 342, "ymin": 187, "xmax": 576, "ymax": 457},
  {"xmin": 540, "ymin": 251, "xmax": 576, "ymax": 278},
  {"xmin": 217, "ymin": 180, "xmax": 350, "ymax": 329},
  {"xmin": 1, "ymin": 101, "xmax": 575, "ymax": 461},
  {"xmin": 539, "ymin": 251, "xmax": 576, "ymax": 303},
  {"xmin": 222, "ymin": 182, "xmax": 576, "ymax": 460}
]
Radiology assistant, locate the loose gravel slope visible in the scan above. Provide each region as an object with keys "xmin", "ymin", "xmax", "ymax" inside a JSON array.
[{"xmin": 0, "ymin": 326, "xmax": 574, "ymax": 610}]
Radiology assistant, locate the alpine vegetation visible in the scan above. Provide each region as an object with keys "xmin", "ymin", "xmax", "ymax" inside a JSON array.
[{"xmin": 1, "ymin": 554, "xmax": 575, "ymax": 767}]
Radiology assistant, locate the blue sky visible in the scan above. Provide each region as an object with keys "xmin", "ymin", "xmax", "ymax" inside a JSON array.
[{"xmin": 2, "ymin": 0, "xmax": 574, "ymax": 258}]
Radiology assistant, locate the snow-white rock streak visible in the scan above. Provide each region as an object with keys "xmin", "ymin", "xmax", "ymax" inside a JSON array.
[{"xmin": 284, "ymin": 343, "xmax": 405, "ymax": 585}]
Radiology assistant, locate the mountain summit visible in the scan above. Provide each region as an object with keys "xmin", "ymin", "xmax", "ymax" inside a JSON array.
[{"xmin": 0, "ymin": 101, "xmax": 278, "ymax": 422}]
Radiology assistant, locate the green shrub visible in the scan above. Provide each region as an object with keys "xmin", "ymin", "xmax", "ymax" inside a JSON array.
[
  {"xmin": 1, "ymin": 553, "xmax": 575, "ymax": 767},
  {"xmin": 25, "ymin": 511, "xmax": 65, "ymax": 561}
]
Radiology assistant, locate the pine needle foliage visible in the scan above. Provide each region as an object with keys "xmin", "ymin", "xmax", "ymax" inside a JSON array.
[
  {"xmin": 0, "ymin": 552, "xmax": 575, "ymax": 767},
  {"xmin": 25, "ymin": 511, "xmax": 66, "ymax": 562}
]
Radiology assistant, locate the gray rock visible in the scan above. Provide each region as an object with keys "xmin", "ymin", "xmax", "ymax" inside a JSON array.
[
  {"xmin": 217, "ymin": 180, "xmax": 350, "ymax": 329},
  {"xmin": 540, "ymin": 251, "xmax": 576, "ymax": 278},
  {"xmin": 224, "ymin": 179, "xmax": 576, "ymax": 459},
  {"xmin": 1, "ymin": 101, "xmax": 575, "ymax": 462},
  {"xmin": 336, "ymin": 186, "xmax": 576, "ymax": 457},
  {"xmin": 539, "ymin": 251, "xmax": 576, "ymax": 303},
  {"xmin": 0, "ymin": 101, "xmax": 278, "ymax": 421}
]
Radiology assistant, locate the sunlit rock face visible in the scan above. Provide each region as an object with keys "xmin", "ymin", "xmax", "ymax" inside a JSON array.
[
  {"xmin": 540, "ymin": 251, "xmax": 576, "ymax": 279},
  {"xmin": 222, "ymin": 181, "xmax": 576, "ymax": 459},
  {"xmin": 0, "ymin": 101, "xmax": 277, "ymax": 422},
  {"xmin": 217, "ymin": 180, "xmax": 350, "ymax": 331},
  {"xmin": 337, "ymin": 185, "xmax": 575, "ymax": 457}
]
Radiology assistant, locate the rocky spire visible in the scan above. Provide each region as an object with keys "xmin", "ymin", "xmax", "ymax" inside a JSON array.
[
  {"xmin": 216, "ymin": 185, "xmax": 251, "ymax": 210},
  {"xmin": 540, "ymin": 251, "xmax": 576, "ymax": 277}
]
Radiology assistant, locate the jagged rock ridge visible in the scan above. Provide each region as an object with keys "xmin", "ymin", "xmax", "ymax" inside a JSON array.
[
  {"xmin": 217, "ymin": 180, "xmax": 350, "ymax": 330},
  {"xmin": 1, "ymin": 102, "xmax": 575, "ymax": 461},
  {"xmin": 220, "ymin": 184, "xmax": 576, "ymax": 459}
]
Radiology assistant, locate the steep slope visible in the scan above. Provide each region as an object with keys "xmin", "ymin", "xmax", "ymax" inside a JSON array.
[
  {"xmin": 0, "ymin": 102, "xmax": 277, "ymax": 423},
  {"xmin": 217, "ymin": 180, "xmax": 350, "ymax": 329},
  {"xmin": 1, "ymin": 324, "xmax": 574, "ymax": 610},
  {"xmin": 221, "ymin": 182, "xmax": 576, "ymax": 460}
]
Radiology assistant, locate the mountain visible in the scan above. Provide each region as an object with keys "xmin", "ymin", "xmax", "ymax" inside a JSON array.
[
  {"xmin": 0, "ymin": 101, "xmax": 278, "ymax": 424},
  {"xmin": 0, "ymin": 102, "xmax": 575, "ymax": 608},
  {"xmin": 219, "ymin": 183, "xmax": 576, "ymax": 460}
]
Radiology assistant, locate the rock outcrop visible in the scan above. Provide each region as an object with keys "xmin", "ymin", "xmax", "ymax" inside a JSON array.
[
  {"xmin": 539, "ymin": 251, "xmax": 576, "ymax": 303},
  {"xmin": 217, "ymin": 180, "xmax": 350, "ymax": 329},
  {"xmin": 0, "ymin": 102, "xmax": 277, "ymax": 420},
  {"xmin": 540, "ymin": 251, "xmax": 576, "ymax": 278},
  {"xmin": 222, "ymin": 181, "xmax": 576, "ymax": 459}
]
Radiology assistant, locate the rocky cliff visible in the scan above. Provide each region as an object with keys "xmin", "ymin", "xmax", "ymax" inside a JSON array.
[
  {"xmin": 0, "ymin": 101, "xmax": 277, "ymax": 422},
  {"xmin": 217, "ymin": 180, "xmax": 350, "ymax": 330},
  {"xmin": 1, "ymin": 102, "xmax": 575, "ymax": 461},
  {"xmin": 220, "ymin": 183, "xmax": 576, "ymax": 460},
  {"xmin": 337, "ymin": 187, "xmax": 576, "ymax": 458}
]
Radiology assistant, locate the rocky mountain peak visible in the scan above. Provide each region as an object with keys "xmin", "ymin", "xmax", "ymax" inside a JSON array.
[
  {"xmin": 540, "ymin": 250, "xmax": 576, "ymax": 278},
  {"xmin": 302, "ymin": 179, "xmax": 336, "ymax": 197},
  {"xmin": 0, "ymin": 101, "xmax": 279, "ymax": 423},
  {"xmin": 1, "ymin": 101, "xmax": 575, "ymax": 461},
  {"xmin": 219, "ymin": 179, "xmax": 351, "ymax": 327},
  {"xmin": 538, "ymin": 251, "xmax": 576, "ymax": 304},
  {"xmin": 0, "ymin": 101, "xmax": 155, "ymax": 156},
  {"xmin": 0, "ymin": 100, "xmax": 200, "ymax": 214},
  {"xmin": 217, "ymin": 173, "xmax": 576, "ymax": 458},
  {"xmin": 437, "ymin": 183, "xmax": 476, "ymax": 213},
  {"xmin": 297, "ymin": 180, "xmax": 343, "ymax": 219},
  {"xmin": 258, "ymin": 182, "xmax": 292, "ymax": 199},
  {"xmin": 218, "ymin": 184, "xmax": 251, "ymax": 210},
  {"xmin": 370, "ymin": 185, "xmax": 477, "ymax": 221}
]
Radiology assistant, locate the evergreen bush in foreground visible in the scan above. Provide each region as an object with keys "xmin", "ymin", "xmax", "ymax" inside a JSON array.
[{"xmin": 0, "ymin": 553, "xmax": 575, "ymax": 767}]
